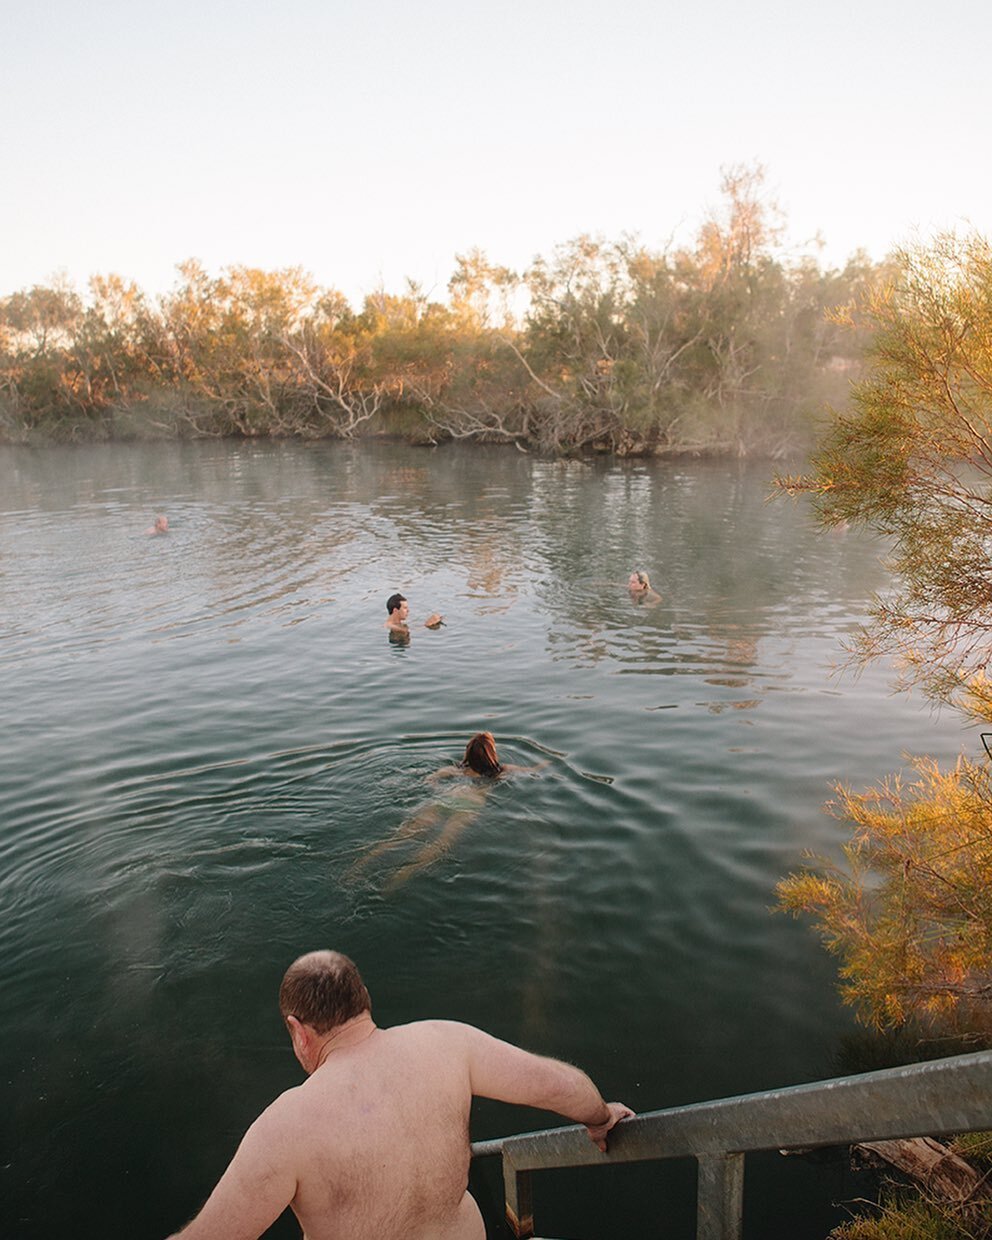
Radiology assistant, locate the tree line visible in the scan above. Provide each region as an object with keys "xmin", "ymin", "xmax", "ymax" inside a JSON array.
[{"xmin": 0, "ymin": 167, "xmax": 883, "ymax": 455}]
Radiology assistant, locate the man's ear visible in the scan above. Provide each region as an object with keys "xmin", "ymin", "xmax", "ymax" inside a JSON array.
[{"xmin": 285, "ymin": 1014, "xmax": 310, "ymax": 1064}]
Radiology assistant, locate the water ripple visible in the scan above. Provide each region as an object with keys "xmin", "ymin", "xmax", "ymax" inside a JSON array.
[{"xmin": 0, "ymin": 443, "xmax": 969, "ymax": 1240}]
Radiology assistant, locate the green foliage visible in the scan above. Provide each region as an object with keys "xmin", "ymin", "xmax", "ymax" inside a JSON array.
[
  {"xmin": 830, "ymin": 1139, "xmax": 992, "ymax": 1240},
  {"xmin": 0, "ymin": 168, "xmax": 885, "ymax": 451},
  {"xmin": 779, "ymin": 757, "xmax": 992, "ymax": 1033},
  {"xmin": 513, "ymin": 165, "xmax": 878, "ymax": 455},
  {"xmin": 778, "ymin": 233, "xmax": 992, "ymax": 714},
  {"xmin": 951, "ymin": 1131, "xmax": 992, "ymax": 1171},
  {"xmin": 777, "ymin": 234, "xmax": 992, "ymax": 1240},
  {"xmin": 775, "ymin": 234, "xmax": 992, "ymax": 1033},
  {"xmin": 830, "ymin": 1190, "xmax": 992, "ymax": 1240}
]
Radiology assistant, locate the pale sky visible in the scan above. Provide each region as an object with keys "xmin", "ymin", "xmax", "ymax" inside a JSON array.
[{"xmin": 3, "ymin": 0, "xmax": 988, "ymax": 308}]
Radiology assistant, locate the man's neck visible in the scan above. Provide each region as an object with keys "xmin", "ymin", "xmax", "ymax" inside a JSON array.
[{"xmin": 311, "ymin": 1013, "xmax": 378, "ymax": 1071}]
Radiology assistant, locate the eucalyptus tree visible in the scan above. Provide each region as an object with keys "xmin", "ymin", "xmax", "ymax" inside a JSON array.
[
  {"xmin": 521, "ymin": 234, "xmax": 637, "ymax": 450},
  {"xmin": 155, "ymin": 262, "xmax": 320, "ymax": 434},
  {"xmin": 0, "ymin": 279, "xmax": 85, "ymax": 434},
  {"xmin": 67, "ymin": 275, "xmax": 153, "ymax": 423}
]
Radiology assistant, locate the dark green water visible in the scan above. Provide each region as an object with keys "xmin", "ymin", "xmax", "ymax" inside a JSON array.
[{"xmin": 0, "ymin": 442, "xmax": 971, "ymax": 1238}]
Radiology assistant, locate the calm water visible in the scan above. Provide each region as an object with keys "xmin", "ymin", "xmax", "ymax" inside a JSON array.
[{"xmin": 0, "ymin": 441, "xmax": 972, "ymax": 1239}]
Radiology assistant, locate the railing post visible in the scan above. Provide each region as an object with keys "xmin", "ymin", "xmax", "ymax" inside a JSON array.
[
  {"xmin": 473, "ymin": 1054, "xmax": 992, "ymax": 1239},
  {"xmin": 503, "ymin": 1154, "xmax": 534, "ymax": 1239},
  {"xmin": 696, "ymin": 1152, "xmax": 744, "ymax": 1240}
]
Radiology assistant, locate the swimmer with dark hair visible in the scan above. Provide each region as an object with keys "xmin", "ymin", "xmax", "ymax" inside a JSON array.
[
  {"xmin": 385, "ymin": 592, "xmax": 443, "ymax": 636},
  {"xmin": 446, "ymin": 731, "xmax": 537, "ymax": 778},
  {"xmin": 350, "ymin": 733, "xmax": 544, "ymax": 889}
]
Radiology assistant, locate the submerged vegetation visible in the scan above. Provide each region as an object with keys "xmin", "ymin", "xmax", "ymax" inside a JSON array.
[{"xmin": 0, "ymin": 166, "xmax": 881, "ymax": 455}]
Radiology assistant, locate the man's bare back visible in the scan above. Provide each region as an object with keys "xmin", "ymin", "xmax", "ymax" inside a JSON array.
[
  {"xmin": 252, "ymin": 1022, "xmax": 485, "ymax": 1240},
  {"xmin": 168, "ymin": 952, "xmax": 632, "ymax": 1240}
]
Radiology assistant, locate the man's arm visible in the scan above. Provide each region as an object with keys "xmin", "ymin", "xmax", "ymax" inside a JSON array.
[
  {"xmin": 167, "ymin": 1108, "xmax": 297, "ymax": 1240},
  {"xmin": 457, "ymin": 1024, "xmax": 634, "ymax": 1151}
]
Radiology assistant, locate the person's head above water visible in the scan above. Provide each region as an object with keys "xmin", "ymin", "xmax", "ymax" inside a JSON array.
[
  {"xmin": 386, "ymin": 593, "xmax": 408, "ymax": 619},
  {"xmin": 278, "ymin": 949, "xmax": 372, "ymax": 1036},
  {"xmin": 628, "ymin": 570, "xmax": 650, "ymax": 591},
  {"xmin": 462, "ymin": 731, "xmax": 503, "ymax": 777}
]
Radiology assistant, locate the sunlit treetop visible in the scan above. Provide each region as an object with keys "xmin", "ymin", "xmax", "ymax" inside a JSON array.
[{"xmin": 776, "ymin": 232, "xmax": 992, "ymax": 718}]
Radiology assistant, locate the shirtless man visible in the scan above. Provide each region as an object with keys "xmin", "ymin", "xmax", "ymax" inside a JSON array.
[
  {"xmin": 168, "ymin": 950, "xmax": 633, "ymax": 1240},
  {"xmin": 385, "ymin": 591, "xmax": 443, "ymax": 633},
  {"xmin": 145, "ymin": 514, "xmax": 169, "ymax": 536}
]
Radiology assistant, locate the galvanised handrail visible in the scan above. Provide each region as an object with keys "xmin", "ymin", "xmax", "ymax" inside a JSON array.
[{"xmin": 470, "ymin": 1049, "xmax": 992, "ymax": 1239}]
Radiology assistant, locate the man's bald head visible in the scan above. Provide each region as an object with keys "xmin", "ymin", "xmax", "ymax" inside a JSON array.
[{"xmin": 279, "ymin": 950, "xmax": 372, "ymax": 1035}]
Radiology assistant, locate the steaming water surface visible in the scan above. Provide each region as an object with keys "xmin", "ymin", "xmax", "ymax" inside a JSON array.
[{"xmin": 0, "ymin": 442, "xmax": 968, "ymax": 1238}]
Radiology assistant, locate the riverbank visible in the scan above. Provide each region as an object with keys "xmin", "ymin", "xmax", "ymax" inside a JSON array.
[
  {"xmin": 0, "ymin": 395, "xmax": 837, "ymax": 459},
  {"xmin": 0, "ymin": 206, "xmax": 875, "ymax": 459}
]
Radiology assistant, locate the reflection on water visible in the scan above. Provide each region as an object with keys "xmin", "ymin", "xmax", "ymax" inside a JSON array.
[{"xmin": 0, "ymin": 441, "xmax": 971, "ymax": 1240}]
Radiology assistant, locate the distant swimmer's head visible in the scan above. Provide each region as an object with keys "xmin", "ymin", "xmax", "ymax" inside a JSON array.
[
  {"xmin": 279, "ymin": 950, "xmax": 371, "ymax": 1035},
  {"xmin": 462, "ymin": 731, "xmax": 503, "ymax": 777},
  {"xmin": 628, "ymin": 570, "xmax": 649, "ymax": 591},
  {"xmin": 155, "ymin": 515, "xmax": 169, "ymax": 533},
  {"xmin": 386, "ymin": 593, "xmax": 408, "ymax": 621}
]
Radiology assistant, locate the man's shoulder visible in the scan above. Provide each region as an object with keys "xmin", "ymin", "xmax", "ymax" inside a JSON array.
[
  {"xmin": 253, "ymin": 1081, "xmax": 312, "ymax": 1129},
  {"xmin": 386, "ymin": 1020, "xmax": 485, "ymax": 1077},
  {"xmin": 388, "ymin": 1018, "xmax": 480, "ymax": 1047},
  {"xmin": 392, "ymin": 1017, "xmax": 474, "ymax": 1034},
  {"xmin": 230, "ymin": 1083, "xmax": 307, "ymax": 1160}
]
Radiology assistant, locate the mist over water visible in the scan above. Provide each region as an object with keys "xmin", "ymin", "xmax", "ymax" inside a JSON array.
[{"xmin": 0, "ymin": 442, "xmax": 969, "ymax": 1238}]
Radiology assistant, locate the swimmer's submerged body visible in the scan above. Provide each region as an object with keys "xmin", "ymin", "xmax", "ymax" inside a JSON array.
[{"xmin": 351, "ymin": 733, "xmax": 545, "ymax": 888}]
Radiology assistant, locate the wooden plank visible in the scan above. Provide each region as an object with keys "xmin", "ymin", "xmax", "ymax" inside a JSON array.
[{"xmin": 855, "ymin": 1137, "xmax": 986, "ymax": 1201}]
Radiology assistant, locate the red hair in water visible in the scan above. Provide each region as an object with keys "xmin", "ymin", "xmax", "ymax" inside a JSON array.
[{"xmin": 462, "ymin": 732, "xmax": 503, "ymax": 776}]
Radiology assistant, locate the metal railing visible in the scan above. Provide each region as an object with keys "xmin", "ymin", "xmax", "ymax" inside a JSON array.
[{"xmin": 471, "ymin": 1049, "xmax": 992, "ymax": 1239}]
